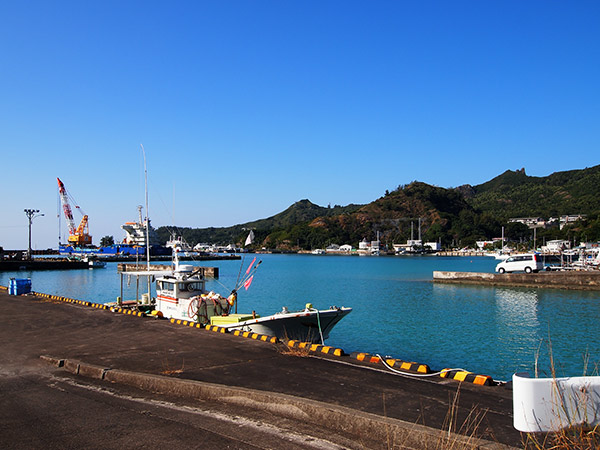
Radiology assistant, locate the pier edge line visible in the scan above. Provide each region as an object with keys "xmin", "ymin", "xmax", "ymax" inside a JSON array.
[
  {"xmin": 351, "ymin": 352, "xmax": 431, "ymax": 374},
  {"xmin": 232, "ymin": 329, "xmax": 278, "ymax": 344},
  {"xmin": 204, "ymin": 324, "xmax": 228, "ymax": 333},
  {"xmin": 169, "ymin": 318, "xmax": 203, "ymax": 329},
  {"xmin": 286, "ymin": 340, "xmax": 345, "ymax": 357},
  {"xmin": 439, "ymin": 368, "xmax": 494, "ymax": 386}
]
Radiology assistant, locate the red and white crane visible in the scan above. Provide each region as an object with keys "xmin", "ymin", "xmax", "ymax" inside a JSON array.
[{"xmin": 57, "ymin": 177, "xmax": 92, "ymax": 246}]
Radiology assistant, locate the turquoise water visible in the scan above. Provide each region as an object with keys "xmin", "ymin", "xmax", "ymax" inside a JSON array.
[{"xmin": 3, "ymin": 254, "xmax": 599, "ymax": 381}]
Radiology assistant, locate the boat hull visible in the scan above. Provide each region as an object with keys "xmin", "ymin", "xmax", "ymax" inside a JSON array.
[{"xmin": 224, "ymin": 307, "xmax": 352, "ymax": 343}]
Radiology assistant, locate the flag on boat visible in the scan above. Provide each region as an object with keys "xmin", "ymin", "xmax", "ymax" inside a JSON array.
[
  {"xmin": 246, "ymin": 256, "xmax": 256, "ymax": 275},
  {"xmin": 245, "ymin": 230, "xmax": 255, "ymax": 246},
  {"xmin": 244, "ymin": 275, "xmax": 254, "ymax": 290}
]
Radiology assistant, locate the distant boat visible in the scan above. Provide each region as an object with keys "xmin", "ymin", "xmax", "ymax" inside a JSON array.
[
  {"xmin": 81, "ymin": 255, "xmax": 106, "ymax": 269},
  {"xmin": 165, "ymin": 234, "xmax": 200, "ymax": 257}
]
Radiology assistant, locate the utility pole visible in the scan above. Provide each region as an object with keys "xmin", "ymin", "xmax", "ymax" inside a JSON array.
[{"xmin": 24, "ymin": 209, "xmax": 44, "ymax": 260}]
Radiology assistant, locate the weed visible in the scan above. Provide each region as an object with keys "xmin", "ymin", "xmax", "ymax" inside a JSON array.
[
  {"xmin": 522, "ymin": 337, "xmax": 600, "ymax": 449},
  {"xmin": 433, "ymin": 385, "xmax": 488, "ymax": 450},
  {"xmin": 160, "ymin": 352, "xmax": 185, "ymax": 376}
]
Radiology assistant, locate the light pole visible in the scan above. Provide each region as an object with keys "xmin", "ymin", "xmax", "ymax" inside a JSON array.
[{"xmin": 24, "ymin": 209, "xmax": 44, "ymax": 260}]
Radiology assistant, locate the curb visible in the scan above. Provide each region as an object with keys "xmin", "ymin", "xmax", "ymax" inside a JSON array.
[
  {"xmin": 351, "ymin": 352, "xmax": 431, "ymax": 374},
  {"xmin": 34, "ymin": 291, "xmax": 108, "ymax": 310},
  {"xmin": 287, "ymin": 340, "xmax": 345, "ymax": 356},
  {"xmin": 169, "ymin": 318, "xmax": 203, "ymax": 328},
  {"xmin": 440, "ymin": 369, "xmax": 494, "ymax": 386},
  {"xmin": 41, "ymin": 355, "xmax": 516, "ymax": 450},
  {"xmin": 111, "ymin": 307, "xmax": 145, "ymax": 317},
  {"xmin": 204, "ymin": 324, "xmax": 228, "ymax": 333},
  {"xmin": 232, "ymin": 329, "xmax": 278, "ymax": 343}
]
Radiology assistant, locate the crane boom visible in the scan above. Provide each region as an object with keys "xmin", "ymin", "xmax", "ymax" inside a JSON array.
[
  {"xmin": 57, "ymin": 177, "xmax": 92, "ymax": 246},
  {"xmin": 57, "ymin": 178, "xmax": 76, "ymax": 235}
]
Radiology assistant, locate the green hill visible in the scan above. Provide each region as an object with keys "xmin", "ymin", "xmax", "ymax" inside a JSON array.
[
  {"xmin": 469, "ymin": 165, "xmax": 600, "ymax": 218},
  {"xmin": 156, "ymin": 164, "xmax": 600, "ymax": 250}
]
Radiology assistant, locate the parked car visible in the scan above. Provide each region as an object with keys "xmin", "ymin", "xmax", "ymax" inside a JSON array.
[{"xmin": 495, "ymin": 253, "xmax": 544, "ymax": 273}]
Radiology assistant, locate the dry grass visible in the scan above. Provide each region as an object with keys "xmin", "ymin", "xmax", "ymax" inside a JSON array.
[
  {"xmin": 523, "ymin": 426, "xmax": 600, "ymax": 449},
  {"xmin": 432, "ymin": 386, "xmax": 488, "ymax": 450},
  {"xmin": 522, "ymin": 336, "xmax": 600, "ymax": 449},
  {"xmin": 378, "ymin": 386, "xmax": 491, "ymax": 450},
  {"xmin": 160, "ymin": 353, "xmax": 185, "ymax": 376},
  {"xmin": 278, "ymin": 341, "xmax": 313, "ymax": 357}
]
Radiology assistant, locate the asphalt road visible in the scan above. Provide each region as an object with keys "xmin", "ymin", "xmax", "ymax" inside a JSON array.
[{"xmin": 0, "ymin": 366, "xmax": 354, "ymax": 449}]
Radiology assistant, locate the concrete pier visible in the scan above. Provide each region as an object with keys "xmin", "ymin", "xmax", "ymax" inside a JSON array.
[
  {"xmin": 433, "ymin": 270, "xmax": 600, "ymax": 290},
  {"xmin": 0, "ymin": 259, "xmax": 89, "ymax": 271},
  {"xmin": 0, "ymin": 288, "xmax": 519, "ymax": 449}
]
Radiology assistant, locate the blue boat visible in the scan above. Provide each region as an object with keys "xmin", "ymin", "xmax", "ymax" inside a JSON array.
[{"xmin": 58, "ymin": 244, "xmax": 170, "ymax": 256}]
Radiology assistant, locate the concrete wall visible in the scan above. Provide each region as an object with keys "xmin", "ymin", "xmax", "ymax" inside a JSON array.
[{"xmin": 433, "ymin": 271, "xmax": 600, "ymax": 290}]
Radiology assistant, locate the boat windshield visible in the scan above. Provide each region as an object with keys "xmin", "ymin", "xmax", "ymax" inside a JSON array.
[{"xmin": 182, "ymin": 282, "xmax": 203, "ymax": 292}]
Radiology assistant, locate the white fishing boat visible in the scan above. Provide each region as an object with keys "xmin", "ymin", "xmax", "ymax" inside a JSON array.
[
  {"xmin": 117, "ymin": 146, "xmax": 351, "ymax": 343},
  {"xmin": 122, "ymin": 253, "xmax": 351, "ymax": 343}
]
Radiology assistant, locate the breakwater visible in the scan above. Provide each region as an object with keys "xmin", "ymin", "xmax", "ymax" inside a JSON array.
[
  {"xmin": 118, "ymin": 263, "xmax": 219, "ymax": 278},
  {"xmin": 433, "ymin": 270, "xmax": 600, "ymax": 290},
  {"xmin": 0, "ymin": 259, "xmax": 89, "ymax": 271}
]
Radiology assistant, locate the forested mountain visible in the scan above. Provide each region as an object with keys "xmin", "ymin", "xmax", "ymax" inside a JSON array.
[
  {"xmin": 156, "ymin": 165, "xmax": 600, "ymax": 250},
  {"xmin": 464, "ymin": 165, "xmax": 600, "ymax": 219}
]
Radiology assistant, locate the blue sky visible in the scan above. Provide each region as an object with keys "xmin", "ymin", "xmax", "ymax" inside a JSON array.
[{"xmin": 1, "ymin": 1, "xmax": 598, "ymax": 250}]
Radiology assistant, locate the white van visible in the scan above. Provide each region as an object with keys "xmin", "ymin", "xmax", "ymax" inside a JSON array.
[{"xmin": 495, "ymin": 254, "xmax": 544, "ymax": 274}]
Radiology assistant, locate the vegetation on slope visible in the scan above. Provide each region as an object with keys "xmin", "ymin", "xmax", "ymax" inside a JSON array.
[{"xmin": 156, "ymin": 165, "xmax": 600, "ymax": 250}]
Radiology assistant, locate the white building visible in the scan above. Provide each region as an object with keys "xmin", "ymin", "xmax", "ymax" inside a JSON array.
[
  {"xmin": 541, "ymin": 240, "xmax": 571, "ymax": 253},
  {"xmin": 559, "ymin": 215, "xmax": 586, "ymax": 230},
  {"xmin": 424, "ymin": 242, "xmax": 442, "ymax": 251},
  {"xmin": 508, "ymin": 217, "xmax": 546, "ymax": 229},
  {"xmin": 357, "ymin": 239, "xmax": 370, "ymax": 255}
]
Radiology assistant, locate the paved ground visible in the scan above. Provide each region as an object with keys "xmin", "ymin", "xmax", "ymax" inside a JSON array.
[{"xmin": 0, "ymin": 290, "xmax": 522, "ymax": 449}]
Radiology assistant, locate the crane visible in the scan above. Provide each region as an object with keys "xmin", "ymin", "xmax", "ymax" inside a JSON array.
[{"xmin": 57, "ymin": 178, "xmax": 92, "ymax": 246}]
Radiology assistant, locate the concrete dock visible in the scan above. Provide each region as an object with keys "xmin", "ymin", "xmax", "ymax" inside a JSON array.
[
  {"xmin": 0, "ymin": 289, "xmax": 520, "ymax": 449},
  {"xmin": 434, "ymin": 270, "xmax": 600, "ymax": 290}
]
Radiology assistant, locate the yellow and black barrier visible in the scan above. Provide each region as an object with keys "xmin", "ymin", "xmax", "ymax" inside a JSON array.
[
  {"xmin": 204, "ymin": 324, "xmax": 228, "ymax": 333},
  {"xmin": 351, "ymin": 352, "xmax": 431, "ymax": 374},
  {"xmin": 439, "ymin": 369, "xmax": 494, "ymax": 386},
  {"xmin": 287, "ymin": 340, "xmax": 345, "ymax": 357},
  {"xmin": 169, "ymin": 318, "xmax": 202, "ymax": 328},
  {"xmin": 111, "ymin": 307, "xmax": 144, "ymax": 317},
  {"xmin": 232, "ymin": 329, "xmax": 278, "ymax": 343},
  {"xmin": 90, "ymin": 303, "xmax": 108, "ymax": 310},
  {"xmin": 27, "ymin": 291, "xmax": 108, "ymax": 310},
  {"xmin": 0, "ymin": 285, "xmax": 8, "ymax": 291}
]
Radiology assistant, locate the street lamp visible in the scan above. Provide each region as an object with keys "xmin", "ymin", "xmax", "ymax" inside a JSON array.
[{"xmin": 24, "ymin": 209, "xmax": 44, "ymax": 260}]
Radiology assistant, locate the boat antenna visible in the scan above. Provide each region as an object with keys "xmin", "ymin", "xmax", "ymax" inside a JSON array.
[
  {"xmin": 235, "ymin": 259, "xmax": 262, "ymax": 292},
  {"xmin": 234, "ymin": 255, "xmax": 245, "ymax": 291}
]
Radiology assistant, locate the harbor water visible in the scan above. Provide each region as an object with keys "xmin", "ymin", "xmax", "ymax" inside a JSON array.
[{"xmin": 2, "ymin": 254, "xmax": 599, "ymax": 382}]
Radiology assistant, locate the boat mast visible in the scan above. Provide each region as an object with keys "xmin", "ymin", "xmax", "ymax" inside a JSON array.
[{"xmin": 141, "ymin": 144, "xmax": 151, "ymax": 297}]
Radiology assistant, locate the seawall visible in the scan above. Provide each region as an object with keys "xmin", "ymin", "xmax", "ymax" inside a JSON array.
[{"xmin": 433, "ymin": 270, "xmax": 600, "ymax": 290}]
